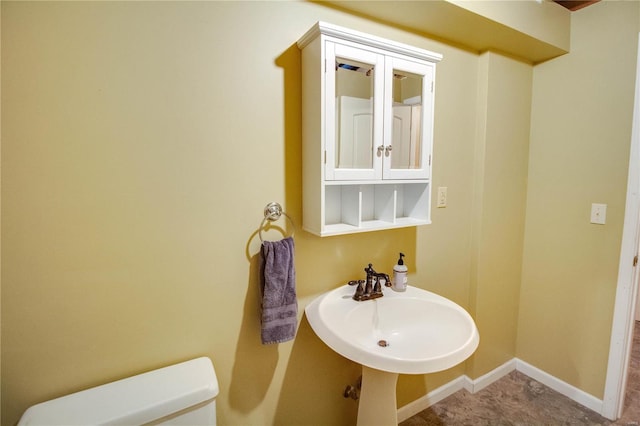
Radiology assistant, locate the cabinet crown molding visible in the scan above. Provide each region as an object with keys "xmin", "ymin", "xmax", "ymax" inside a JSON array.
[{"xmin": 297, "ymin": 21, "xmax": 443, "ymax": 64}]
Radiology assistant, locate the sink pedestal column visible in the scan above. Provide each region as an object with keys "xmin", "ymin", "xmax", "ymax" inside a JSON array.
[{"xmin": 357, "ymin": 366, "xmax": 399, "ymax": 426}]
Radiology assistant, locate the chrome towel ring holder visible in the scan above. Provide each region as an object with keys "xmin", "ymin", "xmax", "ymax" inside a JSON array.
[{"xmin": 259, "ymin": 202, "xmax": 295, "ymax": 242}]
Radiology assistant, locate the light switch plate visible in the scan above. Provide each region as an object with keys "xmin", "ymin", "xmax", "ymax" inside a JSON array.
[
  {"xmin": 437, "ymin": 187, "xmax": 447, "ymax": 208},
  {"xmin": 591, "ymin": 203, "xmax": 607, "ymax": 224}
]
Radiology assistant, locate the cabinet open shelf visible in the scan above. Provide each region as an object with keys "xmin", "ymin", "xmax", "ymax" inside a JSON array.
[{"xmin": 317, "ymin": 182, "xmax": 430, "ymax": 237}]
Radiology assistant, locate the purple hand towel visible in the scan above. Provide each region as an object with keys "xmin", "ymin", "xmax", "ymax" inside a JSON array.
[{"xmin": 260, "ymin": 236, "xmax": 298, "ymax": 344}]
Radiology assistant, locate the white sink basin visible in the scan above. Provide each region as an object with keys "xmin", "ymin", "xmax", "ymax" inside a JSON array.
[{"xmin": 305, "ymin": 284, "xmax": 479, "ymax": 375}]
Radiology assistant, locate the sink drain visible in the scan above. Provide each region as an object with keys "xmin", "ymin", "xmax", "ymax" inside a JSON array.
[{"xmin": 377, "ymin": 340, "xmax": 389, "ymax": 347}]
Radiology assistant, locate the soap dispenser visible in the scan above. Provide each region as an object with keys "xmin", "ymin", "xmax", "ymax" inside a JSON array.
[{"xmin": 392, "ymin": 252, "xmax": 408, "ymax": 292}]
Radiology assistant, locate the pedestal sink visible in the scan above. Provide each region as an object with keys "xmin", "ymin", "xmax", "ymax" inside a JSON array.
[{"xmin": 305, "ymin": 284, "xmax": 479, "ymax": 425}]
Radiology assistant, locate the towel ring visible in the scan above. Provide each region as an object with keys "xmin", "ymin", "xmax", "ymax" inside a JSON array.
[{"xmin": 259, "ymin": 202, "xmax": 295, "ymax": 242}]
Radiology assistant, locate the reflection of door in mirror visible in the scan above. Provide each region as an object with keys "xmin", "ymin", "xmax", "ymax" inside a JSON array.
[
  {"xmin": 391, "ymin": 70, "xmax": 423, "ymax": 170},
  {"xmin": 338, "ymin": 96, "xmax": 373, "ymax": 169},
  {"xmin": 391, "ymin": 103, "xmax": 421, "ymax": 170},
  {"xmin": 335, "ymin": 57, "xmax": 375, "ymax": 170}
]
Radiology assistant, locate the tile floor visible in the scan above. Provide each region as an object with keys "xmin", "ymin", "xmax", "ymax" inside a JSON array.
[{"xmin": 401, "ymin": 321, "xmax": 640, "ymax": 426}]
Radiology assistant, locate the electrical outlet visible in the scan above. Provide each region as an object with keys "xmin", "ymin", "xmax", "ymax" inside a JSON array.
[
  {"xmin": 591, "ymin": 203, "xmax": 607, "ymax": 224},
  {"xmin": 437, "ymin": 187, "xmax": 447, "ymax": 208}
]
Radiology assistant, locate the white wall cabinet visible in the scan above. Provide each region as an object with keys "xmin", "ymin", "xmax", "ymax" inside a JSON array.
[{"xmin": 297, "ymin": 22, "xmax": 442, "ymax": 236}]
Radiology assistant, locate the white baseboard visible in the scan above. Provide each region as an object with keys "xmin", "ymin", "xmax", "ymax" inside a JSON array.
[
  {"xmin": 397, "ymin": 358, "xmax": 604, "ymax": 423},
  {"xmin": 515, "ymin": 359, "xmax": 604, "ymax": 415},
  {"xmin": 466, "ymin": 358, "xmax": 517, "ymax": 393},
  {"xmin": 397, "ymin": 359, "xmax": 516, "ymax": 422},
  {"xmin": 396, "ymin": 375, "xmax": 466, "ymax": 422}
]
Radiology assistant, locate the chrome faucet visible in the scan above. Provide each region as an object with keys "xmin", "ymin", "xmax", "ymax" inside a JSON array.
[{"xmin": 348, "ymin": 263, "xmax": 391, "ymax": 301}]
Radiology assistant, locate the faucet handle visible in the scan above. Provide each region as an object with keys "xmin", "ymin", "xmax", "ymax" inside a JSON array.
[
  {"xmin": 349, "ymin": 280, "xmax": 366, "ymax": 301},
  {"xmin": 365, "ymin": 263, "xmax": 376, "ymax": 276}
]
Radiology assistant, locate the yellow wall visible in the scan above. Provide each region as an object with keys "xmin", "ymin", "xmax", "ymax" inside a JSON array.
[
  {"xmin": 322, "ymin": 0, "xmax": 570, "ymax": 63},
  {"xmin": 1, "ymin": 2, "xmax": 482, "ymax": 425},
  {"xmin": 1, "ymin": 1, "xmax": 638, "ymax": 425},
  {"xmin": 467, "ymin": 51, "xmax": 532, "ymax": 377},
  {"xmin": 447, "ymin": 0, "xmax": 570, "ymax": 52},
  {"xmin": 518, "ymin": 1, "xmax": 640, "ymax": 398}
]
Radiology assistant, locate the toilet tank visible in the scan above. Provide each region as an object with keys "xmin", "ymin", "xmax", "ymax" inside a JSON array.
[{"xmin": 18, "ymin": 357, "xmax": 219, "ymax": 426}]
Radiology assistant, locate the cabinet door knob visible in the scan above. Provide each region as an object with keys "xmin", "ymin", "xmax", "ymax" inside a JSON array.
[
  {"xmin": 385, "ymin": 145, "xmax": 392, "ymax": 155},
  {"xmin": 377, "ymin": 145, "xmax": 385, "ymax": 155}
]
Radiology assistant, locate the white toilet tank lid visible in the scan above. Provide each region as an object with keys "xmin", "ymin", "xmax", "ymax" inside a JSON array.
[{"xmin": 18, "ymin": 357, "xmax": 219, "ymax": 426}]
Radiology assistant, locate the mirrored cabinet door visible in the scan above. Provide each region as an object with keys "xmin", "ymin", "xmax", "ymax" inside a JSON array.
[
  {"xmin": 297, "ymin": 21, "xmax": 442, "ymax": 236},
  {"xmin": 383, "ymin": 56, "xmax": 434, "ymax": 180},
  {"xmin": 325, "ymin": 42, "xmax": 384, "ymax": 181}
]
